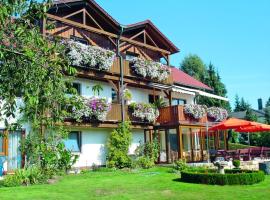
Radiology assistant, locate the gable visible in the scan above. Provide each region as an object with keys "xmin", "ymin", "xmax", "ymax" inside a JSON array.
[{"xmin": 50, "ymin": 0, "xmax": 120, "ymax": 34}]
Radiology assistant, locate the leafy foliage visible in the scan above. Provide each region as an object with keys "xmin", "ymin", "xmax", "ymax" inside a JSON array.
[
  {"xmin": 3, "ymin": 167, "xmax": 46, "ymax": 187},
  {"xmin": 173, "ymin": 159, "xmax": 189, "ymax": 172},
  {"xmin": 181, "ymin": 56, "xmax": 230, "ymax": 111},
  {"xmin": 107, "ymin": 121, "xmax": 132, "ymax": 169},
  {"xmin": 134, "ymin": 137, "xmax": 160, "ymax": 169},
  {"xmin": 92, "ymin": 84, "xmax": 104, "ymax": 96},
  {"xmin": 233, "ymin": 160, "xmax": 241, "ymax": 169},
  {"xmin": 0, "ymin": 0, "xmax": 79, "ymax": 182}
]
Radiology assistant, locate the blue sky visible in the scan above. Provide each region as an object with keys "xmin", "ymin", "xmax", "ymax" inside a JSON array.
[{"xmin": 96, "ymin": 0, "xmax": 270, "ymax": 109}]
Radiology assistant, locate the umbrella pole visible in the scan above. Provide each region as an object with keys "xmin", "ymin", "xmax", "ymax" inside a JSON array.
[{"xmin": 248, "ymin": 132, "xmax": 250, "ymax": 146}]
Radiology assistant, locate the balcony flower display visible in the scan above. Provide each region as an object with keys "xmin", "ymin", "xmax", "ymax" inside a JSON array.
[
  {"xmin": 131, "ymin": 58, "xmax": 171, "ymax": 82},
  {"xmin": 72, "ymin": 96, "xmax": 111, "ymax": 121},
  {"xmin": 207, "ymin": 107, "xmax": 228, "ymax": 122},
  {"xmin": 129, "ymin": 102, "xmax": 159, "ymax": 123},
  {"xmin": 183, "ymin": 104, "xmax": 207, "ymax": 120},
  {"xmin": 65, "ymin": 40, "xmax": 116, "ymax": 71}
]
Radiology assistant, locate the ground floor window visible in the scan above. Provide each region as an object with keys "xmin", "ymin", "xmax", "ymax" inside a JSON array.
[{"xmin": 64, "ymin": 131, "xmax": 82, "ymax": 153}]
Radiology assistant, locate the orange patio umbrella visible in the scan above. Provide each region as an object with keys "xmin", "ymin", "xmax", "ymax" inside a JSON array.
[
  {"xmin": 209, "ymin": 118, "xmax": 258, "ymax": 131},
  {"xmin": 235, "ymin": 123, "xmax": 270, "ymax": 133}
]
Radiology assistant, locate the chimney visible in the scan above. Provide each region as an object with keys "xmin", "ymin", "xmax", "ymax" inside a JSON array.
[{"xmin": 258, "ymin": 98, "xmax": 263, "ymax": 110}]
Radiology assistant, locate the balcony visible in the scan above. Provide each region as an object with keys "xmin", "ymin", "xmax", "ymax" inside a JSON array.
[
  {"xmin": 157, "ymin": 105, "xmax": 208, "ymax": 126},
  {"xmin": 81, "ymin": 57, "xmax": 173, "ymax": 85},
  {"xmin": 65, "ymin": 103, "xmax": 154, "ymax": 128}
]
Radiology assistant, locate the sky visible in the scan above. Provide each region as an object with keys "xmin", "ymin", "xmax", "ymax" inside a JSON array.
[{"xmin": 96, "ymin": 0, "xmax": 270, "ymax": 110}]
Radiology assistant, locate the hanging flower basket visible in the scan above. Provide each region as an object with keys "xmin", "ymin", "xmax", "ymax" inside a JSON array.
[
  {"xmin": 131, "ymin": 58, "xmax": 171, "ymax": 82},
  {"xmin": 65, "ymin": 40, "xmax": 116, "ymax": 71},
  {"xmin": 207, "ymin": 107, "xmax": 228, "ymax": 122},
  {"xmin": 129, "ymin": 102, "xmax": 159, "ymax": 122},
  {"xmin": 72, "ymin": 96, "xmax": 111, "ymax": 121},
  {"xmin": 183, "ymin": 104, "xmax": 207, "ymax": 120}
]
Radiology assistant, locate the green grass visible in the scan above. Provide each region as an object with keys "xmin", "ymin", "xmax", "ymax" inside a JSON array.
[{"xmin": 0, "ymin": 167, "xmax": 270, "ymax": 200}]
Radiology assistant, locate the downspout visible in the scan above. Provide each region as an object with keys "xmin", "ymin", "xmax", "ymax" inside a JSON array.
[{"xmin": 117, "ymin": 25, "xmax": 125, "ymax": 122}]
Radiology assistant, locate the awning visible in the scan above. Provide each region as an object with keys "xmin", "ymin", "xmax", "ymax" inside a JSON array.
[
  {"xmin": 173, "ymin": 86, "xmax": 229, "ymax": 102},
  {"xmin": 172, "ymin": 87, "xmax": 196, "ymax": 96}
]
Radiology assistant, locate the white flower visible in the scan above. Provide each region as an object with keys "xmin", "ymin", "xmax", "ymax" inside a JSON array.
[
  {"xmin": 131, "ymin": 58, "xmax": 171, "ymax": 82},
  {"xmin": 65, "ymin": 40, "xmax": 116, "ymax": 71}
]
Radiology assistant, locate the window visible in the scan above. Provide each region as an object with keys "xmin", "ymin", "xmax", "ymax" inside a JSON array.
[
  {"xmin": 70, "ymin": 36, "xmax": 88, "ymax": 45},
  {"xmin": 64, "ymin": 131, "xmax": 81, "ymax": 153},
  {"xmin": 125, "ymin": 52, "xmax": 139, "ymax": 61},
  {"xmin": 149, "ymin": 95, "xmax": 159, "ymax": 104},
  {"xmin": 111, "ymin": 88, "xmax": 118, "ymax": 103},
  {"xmin": 172, "ymin": 98, "xmax": 186, "ymax": 106}
]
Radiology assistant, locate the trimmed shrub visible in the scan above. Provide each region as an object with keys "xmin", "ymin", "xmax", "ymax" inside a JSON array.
[
  {"xmin": 233, "ymin": 160, "xmax": 241, "ymax": 169},
  {"xmin": 181, "ymin": 169, "xmax": 265, "ymax": 185}
]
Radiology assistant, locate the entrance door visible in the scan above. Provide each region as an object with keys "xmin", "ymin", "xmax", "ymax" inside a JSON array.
[{"xmin": 8, "ymin": 131, "xmax": 22, "ymax": 171}]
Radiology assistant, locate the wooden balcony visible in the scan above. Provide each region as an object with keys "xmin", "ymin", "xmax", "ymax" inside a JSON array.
[
  {"xmin": 111, "ymin": 58, "xmax": 173, "ymax": 85},
  {"xmin": 157, "ymin": 105, "xmax": 208, "ymax": 126},
  {"xmin": 65, "ymin": 103, "xmax": 153, "ymax": 128}
]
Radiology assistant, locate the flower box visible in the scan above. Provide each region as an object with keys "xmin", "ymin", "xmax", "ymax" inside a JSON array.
[
  {"xmin": 131, "ymin": 58, "xmax": 171, "ymax": 82},
  {"xmin": 129, "ymin": 102, "xmax": 159, "ymax": 123},
  {"xmin": 65, "ymin": 40, "xmax": 116, "ymax": 71}
]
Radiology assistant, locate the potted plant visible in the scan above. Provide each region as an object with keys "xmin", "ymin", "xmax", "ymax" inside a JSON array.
[{"xmin": 123, "ymin": 89, "xmax": 132, "ymax": 105}]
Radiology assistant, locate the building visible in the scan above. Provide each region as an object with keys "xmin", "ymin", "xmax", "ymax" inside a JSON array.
[{"xmin": 0, "ymin": 0, "xmax": 229, "ymax": 172}]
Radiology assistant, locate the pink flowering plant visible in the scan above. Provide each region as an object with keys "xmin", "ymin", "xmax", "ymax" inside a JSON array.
[
  {"xmin": 129, "ymin": 102, "xmax": 159, "ymax": 123},
  {"xmin": 72, "ymin": 96, "xmax": 111, "ymax": 121},
  {"xmin": 131, "ymin": 58, "xmax": 171, "ymax": 82},
  {"xmin": 207, "ymin": 107, "xmax": 228, "ymax": 122},
  {"xmin": 183, "ymin": 104, "xmax": 207, "ymax": 120},
  {"xmin": 65, "ymin": 40, "xmax": 116, "ymax": 71}
]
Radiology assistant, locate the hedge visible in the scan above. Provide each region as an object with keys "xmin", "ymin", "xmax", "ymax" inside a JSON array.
[{"xmin": 181, "ymin": 169, "xmax": 265, "ymax": 185}]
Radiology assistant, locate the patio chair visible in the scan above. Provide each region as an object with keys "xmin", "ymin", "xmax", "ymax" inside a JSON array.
[
  {"xmin": 250, "ymin": 147, "xmax": 263, "ymax": 159},
  {"xmin": 237, "ymin": 148, "xmax": 251, "ymax": 161}
]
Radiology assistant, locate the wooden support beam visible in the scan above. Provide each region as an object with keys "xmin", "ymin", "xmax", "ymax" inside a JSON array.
[
  {"xmin": 119, "ymin": 30, "xmax": 145, "ymax": 47},
  {"xmin": 108, "ymin": 80, "xmax": 119, "ymax": 92},
  {"xmin": 46, "ymin": 14, "xmax": 171, "ymax": 54},
  {"xmin": 63, "ymin": 9, "xmax": 84, "ymax": 19}
]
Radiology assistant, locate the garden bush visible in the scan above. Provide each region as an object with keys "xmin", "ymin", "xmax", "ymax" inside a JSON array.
[
  {"xmin": 173, "ymin": 159, "xmax": 189, "ymax": 172},
  {"xmin": 233, "ymin": 160, "xmax": 241, "ymax": 169},
  {"xmin": 3, "ymin": 167, "xmax": 47, "ymax": 187},
  {"xmin": 181, "ymin": 169, "xmax": 265, "ymax": 185},
  {"xmin": 107, "ymin": 121, "xmax": 132, "ymax": 169}
]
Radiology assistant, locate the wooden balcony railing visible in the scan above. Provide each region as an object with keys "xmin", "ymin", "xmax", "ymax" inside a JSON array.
[{"xmin": 157, "ymin": 105, "xmax": 208, "ymax": 125}]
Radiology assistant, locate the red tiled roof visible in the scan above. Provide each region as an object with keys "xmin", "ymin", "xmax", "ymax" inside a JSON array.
[{"xmin": 171, "ymin": 67, "xmax": 213, "ymax": 91}]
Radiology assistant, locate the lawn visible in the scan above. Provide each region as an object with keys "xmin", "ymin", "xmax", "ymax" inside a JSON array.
[{"xmin": 0, "ymin": 167, "xmax": 270, "ymax": 200}]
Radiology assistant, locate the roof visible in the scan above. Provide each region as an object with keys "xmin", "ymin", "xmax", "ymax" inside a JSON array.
[
  {"xmin": 53, "ymin": 0, "xmax": 120, "ymax": 28},
  {"xmin": 52, "ymin": 0, "xmax": 179, "ymax": 54},
  {"xmin": 125, "ymin": 20, "xmax": 179, "ymax": 54},
  {"xmin": 171, "ymin": 67, "xmax": 213, "ymax": 91}
]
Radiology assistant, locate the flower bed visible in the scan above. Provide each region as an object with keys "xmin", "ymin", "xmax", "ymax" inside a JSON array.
[
  {"xmin": 183, "ymin": 104, "xmax": 207, "ymax": 120},
  {"xmin": 65, "ymin": 40, "xmax": 116, "ymax": 71},
  {"xmin": 181, "ymin": 169, "xmax": 265, "ymax": 185},
  {"xmin": 129, "ymin": 102, "xmax": 159, "ymax": 122},
  {"xmin": 72, "ymin": 96, "xmax": 111, "ymax": 121},
  {"xmin": 207, "ymin": 107, "xmax": 228, "ymax": 121},
  {"xmin": 131, "ymin": 58, "xmax": 171, "ymax": 82}
]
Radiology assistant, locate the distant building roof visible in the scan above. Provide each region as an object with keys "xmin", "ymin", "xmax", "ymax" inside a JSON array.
[{"xmin": 171, "ymin": 67, "xmax": 213, "ymax": 91}]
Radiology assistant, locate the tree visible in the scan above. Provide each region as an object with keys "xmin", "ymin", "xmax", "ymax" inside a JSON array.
[
  {"xmin": 265, "ymin": 98, "xmax": 270, "ymax": 124},
  {"xmin": 0, "ymin": 1, "xmax": 78, "ymax": 172},
  {"xmin": 180, "ymin": 54, "xmax": 207, "ymax": 82},
  {"xmin": 234, "ymin": 96, "xmax": 251, "ymax": 112},
  {"xmin": 266, "ymin": 97, "xmax": 270, "ymax": 107}
]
